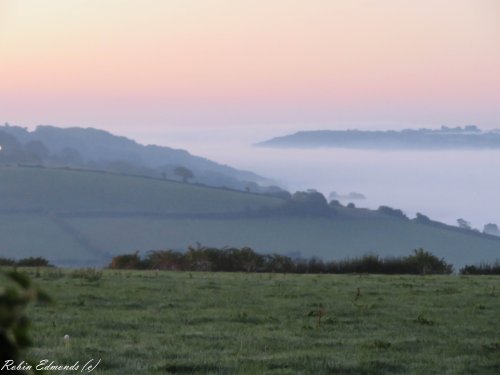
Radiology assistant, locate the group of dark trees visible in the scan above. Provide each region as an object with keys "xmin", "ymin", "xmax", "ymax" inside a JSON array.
[
  {"xmin": 0, "ymin": 257, "xmax": 52, "ymax": 267},
  {"xmin": 460, "ymin": 261, "xmax": 500, "ymax": 275},
  {"xmin": 279, "ymin": 190, "xmax": 331, "ymax": 216},
  {"xmin": 267, "ymin": 190, "xmax": 418, "ymax": 219},
  {"xmin": 454, "ymin": 219, "xmax": 500, "ymax": 238},
  {"xmin": 377, "ymin": 206, "xmax": 408, "ymax": 219},
  {"xmin": 108, "ymin": 247, "xmax": 454, "ymax": 275}
]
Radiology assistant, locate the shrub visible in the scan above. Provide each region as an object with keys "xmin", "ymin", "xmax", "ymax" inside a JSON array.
[
  {"xmin": 0, "ymin": 257, "xmax": 16, "ymax": 266},
  {"xmin": 378, "ymin": 205, "xmax": 408, "ymax": 220},
  {"xmin": 460, "ymin": 261, "xmax": 500, "ymax": 275},
  {"xmin": 414, "ymin": 213, "xmax": 431, "ymax": 224},
  {"xmin": 109, "ymin": 251, "xmax": 147, "ymax": 269},
  {"xmin": 406, "ymin": 248, "xmax": 453, "ymax": 275},
  {"xmin": 16, "ymin": 257, "xmax": 53, "ymax": 267},
  {"xmin": 281, "ymin": 190, "xmax": 332, "ymax": 216},
  {"xmin": 146, "ymin": 249, "xmax": 185, "ymax": 270},
  {"xmin": 0, "ymin": 270, "xmax": 51, "ymax": 372},
  {"xmin": 0, "ymin": 257, "xmax": 52, "ymax": 267}
]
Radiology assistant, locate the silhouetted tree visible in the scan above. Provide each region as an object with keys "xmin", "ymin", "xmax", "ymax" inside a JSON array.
[
  {"xmin": 483, "ymin": 223, "xmax": 499, "ymax": 236},
  {"xmin": 406, "ymin": 248, "xmax": 453, "ymax": 275},
  {"xmin": 174, "ymin": 166, "xmax": 194, "ymax": 183},
  {"xmin": 378, "ymin": 205, "xmax": 408, "ymax": 220},
  {"xmin": 414, "ymin": 212, "xmax": 431, "ymax": 224},
  {"xmin": 58, "ymin": 147, "xmax": 83, "ymax": 166},
  {"xmin": 109, "ymin": 251, "xmax": 147, "ymax": 269},
  {"xmin": 24, "ymin": 140, "xmax": 50, "ymax": 160},
  {"xmin": 285, "ymin": 190, "xmax": 330, "ymax": 215},
  {"xmin": 329, "ymin": 199, "xmax": 343, "ymax": 208},
  {"xmin": 457, "ymin": 218, "xmax": 472, "ymax": 230}
]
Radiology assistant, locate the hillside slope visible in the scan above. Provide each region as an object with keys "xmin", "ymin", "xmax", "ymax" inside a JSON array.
[
  {"xmin": 0, "ymin": 124, "xmax": 277, "ymax": 191},
  {"xmin": 0, "ymin": 166, "xmax": 282, "ymax": 214},
  {"xmin": 1, "ymin": 166, "xmax": 499, "ymax": 268}
]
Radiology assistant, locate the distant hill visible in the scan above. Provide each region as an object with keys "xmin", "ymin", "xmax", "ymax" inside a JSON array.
[
  {"xmin": 1, "ymin": 166, "xmax": 499, "ymax": 268},
  {"xmin": 0, "ymin": 123, "xmax": 283, "ymax": 194},
  {"xmin": 257, "ymin": 126, "xmax": 500, "ymax": 149}
]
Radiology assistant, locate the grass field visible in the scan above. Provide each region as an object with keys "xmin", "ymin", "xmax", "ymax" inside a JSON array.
[
  {"xmin": 0, "ymin": 166, "xmax": 283, "ymax": 214},
  {"xmin": 1, "ymin": 165, "xmax": 499, "ymax": 268},
  {"xmin": 69, "ymin": 216, "xmax": 500, "ymax": 269},
  {"xmin": 11, "ymin": 269, "xmax": 500, "ymax": 374},
  {"xmin": 0, "ymin": 214, "xmax": 93, "ymax": 263}
]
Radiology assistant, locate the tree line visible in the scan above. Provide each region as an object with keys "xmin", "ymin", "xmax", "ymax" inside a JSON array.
[{"xmin": 2, "ymin": 250, "xmax": 498, "ymax": 275}]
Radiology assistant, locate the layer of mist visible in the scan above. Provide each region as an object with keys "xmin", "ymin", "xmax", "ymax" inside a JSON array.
[{"xmin": 132, "ymin": 126, "xmax": 500, "ymax": 230}]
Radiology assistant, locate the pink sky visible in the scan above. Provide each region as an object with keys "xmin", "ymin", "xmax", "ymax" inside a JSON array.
[{"xmin": 1, "ymin": 0, "xmax": 499, "ymax": 133}]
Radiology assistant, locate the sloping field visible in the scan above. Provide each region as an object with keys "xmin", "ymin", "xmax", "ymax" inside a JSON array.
[
  {"xmin": 69, "ymin": 216, "xmax": 500, "ymax": 269},
  {"xmin": 0, "ymin": 214, "xmax": 99, "ymax": 265},
  {"xmin": 1, "ymin": 166, "xmax": 499, "ymax": 267},
  {"xmin": 0, "ymin": 166, "xmax": 283, "ymax": 214}
]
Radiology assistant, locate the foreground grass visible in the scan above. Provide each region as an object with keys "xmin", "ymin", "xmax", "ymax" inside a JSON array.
[{"xmin": 20, "ymin": 270, "xmax": 500, "ymax": 374}]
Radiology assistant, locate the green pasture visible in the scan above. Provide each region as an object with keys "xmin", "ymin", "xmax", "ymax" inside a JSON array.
[
  {"xmin": 11, "ymin": 270, "xmax": 500, "ymax": 374},
  {"xmin": 0, "ymin": 166, "xmax": 282, "ymax": 214},
  {"xmin": 1, "ymin": 166, "xmax": 499, "ymax": 268},
  {"xmin": 69, "ymin": 216, "xmax": 500, "ymax": 269}
]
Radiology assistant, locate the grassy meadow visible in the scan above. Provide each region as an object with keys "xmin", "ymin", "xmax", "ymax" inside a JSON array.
[
  {"xmin": 0, "ymin": 166, "xmax": 283, "ymax": 214},
  {"xmin": 1, "ymin": 166, "xmax": 500, "ymax": 268},
  {"xmin": 69, "ymin": 216, "xmax": 500, "ymax": 269},
  {"xmin": 11, "ymin": 269, "xmax": 500, "ymax": 374}
]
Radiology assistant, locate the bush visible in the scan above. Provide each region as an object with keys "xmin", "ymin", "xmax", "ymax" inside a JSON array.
[
  {"xmin": 16, "ymin": 257, "xmax": 53, "ymax": 267},
  {"xmin": 329, "ymin": 200, "xmax": 343, "ymax": 208},
  {"xmin": 406, "ymin": 248, "xmax": 453, "ymax": 275},
  {"xmin": 0, "ymin": 257, "xmax": 53, "ymax": 267},
  {"xmin": 109, "ymin": 251, "xmax": 147, "ymax": 269},
  {"xmin": 0, "ymin": 270, "xmax": 51, "ymax": 371},
  {"xmin": 281, "ymin": 190, "xmax": 332, "ymax": 216},
  {"xmin": 460, "ymin": 261, "xmax": 500, "ymax": 275},
  {"xmin": 378, "ymin": 205, "xmax": 408, "ymax": 220},
  {"xmin": 0, "ymin": 257, "xmax": 16, "ymax": 266},
  {"xmin": 414, "ymin": 212, "xmax": 431, "ymax": 224}
]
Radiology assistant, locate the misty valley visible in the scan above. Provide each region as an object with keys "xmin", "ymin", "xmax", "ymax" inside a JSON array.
[
  {"xmin": 2, "ymin": 2, "xmax": 499, "ymax": 373},
  {"xmin": 0, "ymin": 123, "xmax": 500, "ymax": 270},
  {"xmin": 1, "ymin": 124, "xmax": 500, "ymax": 375}
]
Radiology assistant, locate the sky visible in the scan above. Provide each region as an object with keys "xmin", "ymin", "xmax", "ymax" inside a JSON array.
[{"xmin": 1, "ymin": 0, "xmax": 499, "ymax": 136}]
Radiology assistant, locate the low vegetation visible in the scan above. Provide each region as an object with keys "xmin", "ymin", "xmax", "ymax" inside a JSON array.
[
  {"xmin": 8, "ymin": 268, "xmax": 498, "ymax": 374},
  {"xmin": 460, "ymin": 261, "xmax": 500, "ymax": 275},
  {"xmin": 0, "ymin": 270, "xmax": 51, "ymax": 373},
  {"xmin": 109, "ymin": 247, "xmax": 454, "ymax": 275},
  {"xmin": 0, "ymin": 257, "xmax": 53, "ymax": 267}
]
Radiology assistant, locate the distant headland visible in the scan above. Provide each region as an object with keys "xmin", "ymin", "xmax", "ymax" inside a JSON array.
[{"xmin": 256, "ymin": 126, "xmax": 500, "ymax": 150}]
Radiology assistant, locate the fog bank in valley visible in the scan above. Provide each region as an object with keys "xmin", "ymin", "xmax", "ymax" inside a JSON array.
[{"xmin": 131, "ymin": 126, "xmax": 500, "ymax": 230}]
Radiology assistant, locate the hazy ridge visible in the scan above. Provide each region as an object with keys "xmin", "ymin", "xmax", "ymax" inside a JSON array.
[
  {"xmin": 257, "ymin": 126, "xmax": 500, "ymax": 149},
  {"xmin": 0, "ymin": 123, "xmax": 282, "ymax": 194}
]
